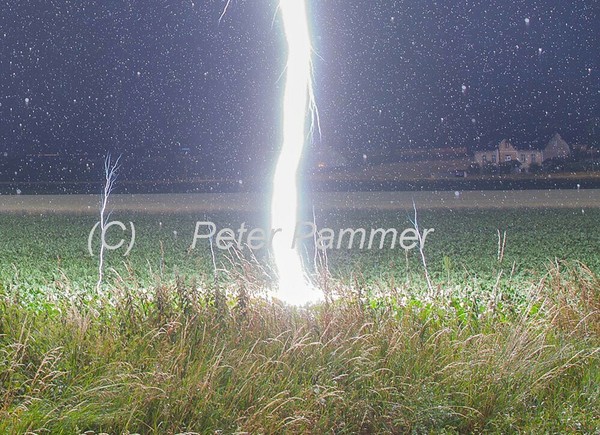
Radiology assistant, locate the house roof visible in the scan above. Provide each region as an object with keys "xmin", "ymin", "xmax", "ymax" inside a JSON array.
[{"xmin": 473, "ymin": 138, "xmax": 544, "ymax": 152}]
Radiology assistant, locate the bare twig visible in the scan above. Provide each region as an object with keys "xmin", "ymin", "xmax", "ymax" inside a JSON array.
[
  {"xmin": 96, "ymin": 153, "xmax": 121, "ymax": 294},
  {"xmin": 411, "ymin": 199, "xmax": 434, "ymax": 296},
  {"xmin": 497, "ymin": 229, "xmax": 507, "ymax": 264}
]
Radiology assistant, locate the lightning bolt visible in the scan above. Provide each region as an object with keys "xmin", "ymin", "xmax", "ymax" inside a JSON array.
[
  {"xmin": 218, "ymin": 0, "xmax": 232, "ymax": 24},
  {"xmin": 269, "ymin": 0, "xmax": 322, "ymax": 305}
]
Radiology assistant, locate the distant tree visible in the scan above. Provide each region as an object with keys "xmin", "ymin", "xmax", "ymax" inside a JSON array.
[
  {"xmin": 587, "ymin": 117, "xmax": 600, "ymax": 149},
  {"xmin": 528, "ymin": 163, "xmax": 542, "ymax": 173},
  {"xmin": 481, "ymin": 163, "xmax": 497, "ymax": 174},
  {"xmin": 562, "ymin": 159, "xmax": 590, "ymax": 173},
  {"xmin": 466, "ymin": 163, "xmax": 481, "ymax": 175},
  {"xmin": 497, "ymin": 160, "xmax": 522, "ymax": 174},
  {"xmin": 543, "ymin": 157, "xmax": 569, "ymax": 173}
]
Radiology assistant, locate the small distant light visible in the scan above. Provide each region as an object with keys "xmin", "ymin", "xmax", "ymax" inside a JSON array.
[{"xmin": 524, "ymin": 17, "xmax": 530, "ymax": 25}]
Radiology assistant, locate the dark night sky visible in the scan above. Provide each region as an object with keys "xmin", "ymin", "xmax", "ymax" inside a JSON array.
[{"xmin": 0, "ymin": 0, "xmax": 598, "ymax": 180}]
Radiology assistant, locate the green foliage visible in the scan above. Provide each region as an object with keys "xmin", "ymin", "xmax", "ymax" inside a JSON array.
[
  {"xmin": 0, "ymin": 208, "xmax": 598, "ymax": 432},
  {"xmin": 0, "ymin": 263, "xmax": 598, "ymax": 434},
  {"xmin": 2, "ymin": 207, "xmax": 600, "ymax": 306}
]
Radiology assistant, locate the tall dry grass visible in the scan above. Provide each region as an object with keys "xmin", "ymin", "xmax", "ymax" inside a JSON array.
[{"xmin": 0, "ymin": 260, "xmax": 598, "ymax": 434}]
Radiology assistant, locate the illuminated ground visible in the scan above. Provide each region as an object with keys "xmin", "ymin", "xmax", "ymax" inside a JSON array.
[{"xmin": 1, "ymin": 189, "xmax": 599, "ymax": 214}]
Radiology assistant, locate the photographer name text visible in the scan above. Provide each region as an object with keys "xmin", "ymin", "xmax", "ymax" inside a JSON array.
[{"xmin": 190, "ymin": 221, "xmax": 434, "ymax": 251}]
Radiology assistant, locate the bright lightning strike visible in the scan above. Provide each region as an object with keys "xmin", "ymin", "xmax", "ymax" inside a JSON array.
[
  {"xmin": 270, "ymin": 0, "xmax": 322, "ymax": 306},
  {"xmin": 218, "ymin": 0, "xmax": 232, "ymax": 24}
]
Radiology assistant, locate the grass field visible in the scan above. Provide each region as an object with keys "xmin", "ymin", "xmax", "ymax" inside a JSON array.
[{"xmin": 0, "ymin": 192, "xmax": 598, "ymax": 433}]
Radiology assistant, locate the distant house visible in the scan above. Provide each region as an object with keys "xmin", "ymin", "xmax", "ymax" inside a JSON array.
[
  {"xmin": 474, "ymin": 139, "xmax": 543, "ymax": 170},
  {"xmin": 473, "ymin": 133, "xmax": 571, "ymax": 171},
  {"xmin": 543, "ymin": 133, "xmax": 571, "ymax": 160}
]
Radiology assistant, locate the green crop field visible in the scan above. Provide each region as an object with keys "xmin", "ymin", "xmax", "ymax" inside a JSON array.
[
  {"xmin": 1, "ymin": 207, "xmax": 599, "ymax": 298},
  {"xmin": 0, "ymin": 202, "xmax": 598, "ymax": 433}
]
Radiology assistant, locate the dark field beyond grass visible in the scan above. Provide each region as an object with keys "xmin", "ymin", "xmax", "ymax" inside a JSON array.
[{"xmin": 0, "ymin": 206, "xmax": 599, "ymax": 433}]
